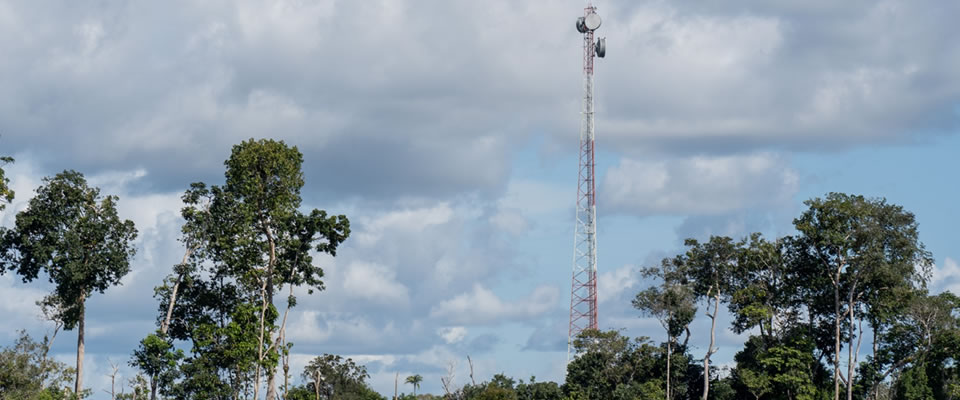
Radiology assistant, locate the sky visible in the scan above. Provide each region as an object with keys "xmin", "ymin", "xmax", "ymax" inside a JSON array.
[{"xmin": 1, "ymin": 0, "xmax": 959, "ymax": 398}]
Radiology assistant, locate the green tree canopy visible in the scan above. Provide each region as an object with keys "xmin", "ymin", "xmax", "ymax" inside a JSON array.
[
  {"xmin": 1, "ymin": 170, "xmax": 137, "ymax": 395},
  {"xmin": 406, "ymin": 374, "xmax": 423, "ymax": 396},
  {"xmin": 0, "ymin": 331, "xmax": 76, "ymax": 399}
]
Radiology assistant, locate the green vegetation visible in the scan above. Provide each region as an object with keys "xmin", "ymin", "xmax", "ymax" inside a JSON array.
[
  {"xmin": 1, "ymin": 142, "xmax": 958, "ymax": 400},
  {"xmin": 2, "ymin": 170, "xmax": 138, "ymax": 394}
]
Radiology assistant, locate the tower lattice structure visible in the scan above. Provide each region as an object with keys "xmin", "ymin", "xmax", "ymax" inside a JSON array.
[{"xmin": 568, "ymin": 4, "xmax": 603, "ymax": 360}]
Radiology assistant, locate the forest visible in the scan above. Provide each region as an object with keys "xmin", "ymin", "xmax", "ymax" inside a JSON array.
[{"xmin": 1, "ymin": 138, "xmax": 958, "ymax": 400}]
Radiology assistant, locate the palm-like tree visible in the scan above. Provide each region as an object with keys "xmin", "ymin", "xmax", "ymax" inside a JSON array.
[{"xmin": 405, "ymin": 374, "xmax": 423, "ymax": 396}]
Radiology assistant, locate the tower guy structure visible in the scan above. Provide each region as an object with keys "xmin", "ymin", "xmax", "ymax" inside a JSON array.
[{"xmin": 568, "ymin": 4, "xmax": 606, "ymax": 360}]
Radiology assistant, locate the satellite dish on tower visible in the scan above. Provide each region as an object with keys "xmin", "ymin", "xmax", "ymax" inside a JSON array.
[
  {"xmin": 584, "ymin": 12, "xmax": 602, "ymax": 31},
  {"xmin": 576, "ymin": 17, "xmax": 588, "ymax": 33},
  {"xmin": 595, "ymin": 37, "xmax": 606, "ymax": 58}
]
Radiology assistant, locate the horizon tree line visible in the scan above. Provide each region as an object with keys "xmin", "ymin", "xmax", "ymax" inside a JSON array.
[{"xmin": 1, "ymin": 140, "xmax": 958, "ymax": 399}]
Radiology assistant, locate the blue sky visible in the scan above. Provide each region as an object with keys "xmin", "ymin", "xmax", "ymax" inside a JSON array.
[{"xmin": 1, "ymin": 0, "xmax": 959, "ymax": 398}]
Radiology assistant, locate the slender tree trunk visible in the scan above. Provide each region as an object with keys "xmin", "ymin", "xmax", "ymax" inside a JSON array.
[
  {"xmin": 254, "ymin": 278, "xmax": 268, "ymax": 400},
  {"xmin": 40, "ymin": 322, "xmax": 61, "ymax": 387},
  {"xmin": 315, "ymin": 370, "xmax": 322, "ymax": 400},
  {"xmin": 161, "ymin": 249, "xmax": 192, "ymax": 334},
  {"xmin": 833, "ymin": 272, "xmax": 841, "ymax": 400},
  {"xmin": 75, "ymin": 296, "xmax": 86, "ymax": 395},
  {"xmin": 703, "ymin": 292, "xmax": 719, "ymax": 400},
  {"xmin": 847, "ymin": 292, "xmax": 863, "ymax": 400},
  {"xmin": 279, "ymin": 283, "xmax": 295, "ymax": 400},
  {"xmin": 265, "ymin": 224, "xmax": 279, "ymax": 400},
  {"xmin": 151, "ymin": 248, "xmax": 192, "ymax": 400},
  {"xmin": 667, "ymin": 336, "xmax": 673, "ymax": 400},
  {"xmin": 150, "ymin": 378, "xmax": 157, "ymax": 400},
  {"xmin": 847, "ymin": 289, "xmax": 857, "ymax": 400},
  {"xmin": 872, "ymin": 323, "xmax": 879, "ymax": 400}
]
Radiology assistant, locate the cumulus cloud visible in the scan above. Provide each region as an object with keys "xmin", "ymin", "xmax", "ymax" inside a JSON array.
[
  {"xmin": 438, "ymin": 326, "xmax": 468, "ymax": 344},
  {"xmin": 2, "ymin": 0, "xmax": 956, "ymax": 204},
  {"xmin": 597, "ymin": 0, "xmax": 960, "ymax": 154},
  {"xmin": 489, "ymin": 208, "xmax": 530, "ymax": 236},
  {"xmin": 342, "ymin": 261, "xmax": 411, "ymax": 307},
  {"xmin": 931, "ymin": 257, "xmax": 960, "ymax": 294},
  {"xmin": 598, "ymin": 265, "xmax": 640, "ymax": 305},
  {"xmin": 602, "ymin": 152, "xmax": 799, "ymax": 216},
  {"xmin": 431, "ymin": 284, "xmax": 560, "ymax": 325}
]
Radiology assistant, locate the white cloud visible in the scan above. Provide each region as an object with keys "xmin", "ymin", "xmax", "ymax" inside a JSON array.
[
  {"xmin": 602, "ymin": 152, "xmax": 799, "ymax": 216},
  {"xmin": 0, "ymin": 275, "xmax": 49, "ymax": 339},
  {"xmin": 354, "ymin": 204, "xmax": 455, "ymax": 247},
  {"xmin": 932, "ymin": 257, "xmax": 960, "ymax": 294},
  {"xmin": 342, "ymin": 261, "xmax": 410, "ymax": 306},
  {"xmin": 497, "ymin": 180, "xmax": 570, "ymax": 217},
  {"xmin": 437, "ymin": 326, "xmax": 468, "ymax": 344},
  {"xmin": 489, "ymin": 208, "xmax": 530, "ymax": 236},
  {"xmin": 598, "ymin": 265, "xmax": 640, "ymax": 305},
  {"xmin": 430, "ymin": 284, "xmax": 560, "ymax": 325}
]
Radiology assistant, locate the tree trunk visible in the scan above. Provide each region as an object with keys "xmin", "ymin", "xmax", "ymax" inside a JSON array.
[
  {"xmin": 75, "ymin": 296, "xmax": 86, "ymax": 395},
  {"xmin": 40, "ymin": 322, "xmax": 61, "ymax": 388},
  {"xmin": 872, "ymin": 323, "xmax": 879, "ymax": 400},
  {"xmin": 667, "ymin": 336, "xmax": 673, "ymax": 400},
  {"xmin": 847, "ymin": 290, "xmax": 857, "ymax": 400},
  {"xmin": 265, "ymin": 223, "xmax": 278, "ymax": 400},
  {"xmin": 702, "ymin": 292, "xmax": 719, "ymax": 400},
  {"xmin": 254, "ymin": 279, "xmax": 268, "ymax": 400},
  {"xmin": 315, "ymin": 370, "xmax": 322, "ymax": 400},
  {"xmin": 833, "ymin": 273, "xmax": 841, "ymax": 400}
]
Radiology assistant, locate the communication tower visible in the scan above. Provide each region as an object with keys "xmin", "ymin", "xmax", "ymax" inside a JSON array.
[{"xmin": 568, "ymin": 4, "xmax": 606, "ymax": 360}]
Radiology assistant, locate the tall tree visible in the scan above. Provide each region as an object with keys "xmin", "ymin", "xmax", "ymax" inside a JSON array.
[
  {"xmin": 792, "ymin": 193, "xmax": 932, "ymax": 400},
  {"xmin": 131, "ymin": 182, "xmax": 213, "ymax": 400},
  {"xmin": 141, "ymin": 139, "xmax": 350, "ymax": 398},
  {"xmin": 211, "ymin": 139, "xmax": 349, "ymax": 399},
  {"xmin": 406, "ymin": 375, "xmax": 422, "ymax": 396},
  {"xmin": 302, "ymin": 354, "xmax": 370, "ymax": 400},
  {"xmin": 684, "ymin": 236, "xmax": 739, "ymax": 400},
  {"xmin": 634, "ymin": 256, "xmax": 696, "ymax": 400},
  {"xmin": 1, "ymin": 170, "xmax": 138, "ymax": 395}
]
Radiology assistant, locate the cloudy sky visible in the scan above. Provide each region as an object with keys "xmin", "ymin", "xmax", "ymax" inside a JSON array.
[{"xmin": 1, "ymin": 0, "xmax": 959, "ymax": 397}]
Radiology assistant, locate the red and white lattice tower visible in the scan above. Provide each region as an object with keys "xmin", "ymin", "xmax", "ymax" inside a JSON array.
[{"xmin": 568, "ymin": 4, "xmax": 606, "ymax": 360}]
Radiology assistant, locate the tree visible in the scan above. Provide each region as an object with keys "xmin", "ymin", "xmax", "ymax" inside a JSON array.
[
  {"xmin": 199, "ymin": 139, "xmax": 350, "ymax": 399},
  {"xmin": 139, "ymin": 139, "xmax": 350, "ymax": 398},
  {"xmin": 685, "ymin": 236, "xmax": 740, "ymax": 400},
  {"xmin": 793, "ymin": 193, "xmax": 932, "ymax": 400},
  {"xmin": 565, "ymin": 329, "xmax": 672, "ymax": 400},
  {"xmin": 302, "ymin": 354, "xmax": 371, "ymax": 400},
  {"xmin": 130, "ymin": 332, "xmax": 183, "ymax": 400},
  {"xmin": 634, "ymin": 256, "xmax": 696, "ymax": 400},
  {"xmin": 866, "ymin": 292, "xmax": 960, "ymax": 399},
  {"xmin": 0, "ymin": 331, "xmax": 76, "ymax": 399},
  {"xmin": 737, "ymin": 367, "xmax": 771, "ymax": 400},
  {"xmin": 116, "ymin": 374, "xmax": 151, "ymax": 400},
  {"xmin": 1, "ymin": 170, "xmax": 138, "ymax": 395},
  {"xmin": 406, "ymin": 375, "xmax": 423, "ymax": 396},
  {"xmin": 516, "ymin": 377, "xmax": 562, "ymax": 400},
  {"xmin": 131, "ymin": 183, "xmax": 213, "ymax": 400}
]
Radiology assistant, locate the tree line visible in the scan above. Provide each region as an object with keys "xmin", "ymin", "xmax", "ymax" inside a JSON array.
[{"xmin": 1, "ymin": 139, "xmax": 958, "ymax": 399}]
